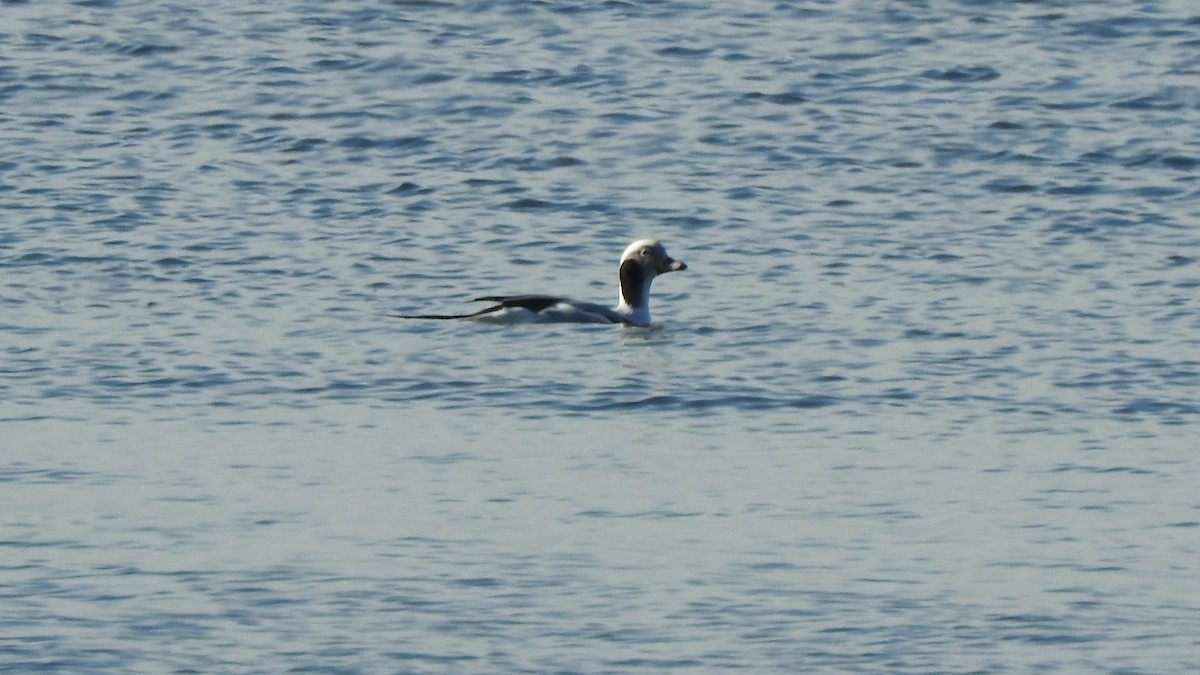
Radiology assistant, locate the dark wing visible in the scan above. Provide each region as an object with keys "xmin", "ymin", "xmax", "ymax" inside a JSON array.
[
  {"xmin": 477, "ymin": 296, "xmax": 631, "ymax": 324},
  {"xmin": 472, "ymin": 295, "xmax": 566, "ymax": 313}
]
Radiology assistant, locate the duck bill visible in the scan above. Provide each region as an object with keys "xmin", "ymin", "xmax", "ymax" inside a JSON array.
[{"xmin": 660, "ymin": 257, "xmax": 687, "ymax": 273}]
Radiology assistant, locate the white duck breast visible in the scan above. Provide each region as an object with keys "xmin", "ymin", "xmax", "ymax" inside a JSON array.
[{"xmin": 391, "ymin": 239, "xmax": 687, "ymax": 326}]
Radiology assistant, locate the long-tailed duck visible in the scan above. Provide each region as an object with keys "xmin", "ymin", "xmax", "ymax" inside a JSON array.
[{"xmin": 390, "ymin": 239, "xmax": 687, "ymax": 326}]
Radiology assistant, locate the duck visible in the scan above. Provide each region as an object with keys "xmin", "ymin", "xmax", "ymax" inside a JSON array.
[{"xmin": 389, "ymin": 239, "xmax": 687, "ymax": 326}]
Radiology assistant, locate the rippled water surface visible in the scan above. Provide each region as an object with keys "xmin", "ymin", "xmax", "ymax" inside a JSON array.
[{"xmin": 3, "ymin": 1, "xmax": 1199, "ymax": 672}]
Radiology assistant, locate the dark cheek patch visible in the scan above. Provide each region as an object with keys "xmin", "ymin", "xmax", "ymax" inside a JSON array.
[{"xmin": 619, "ymin": 259, "xmax": 646, "ymax": 308}]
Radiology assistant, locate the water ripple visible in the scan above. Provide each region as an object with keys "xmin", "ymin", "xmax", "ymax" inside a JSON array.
[{"xmin": 3, "ymin": 1, "xmax": 1199, "ymax": 672}]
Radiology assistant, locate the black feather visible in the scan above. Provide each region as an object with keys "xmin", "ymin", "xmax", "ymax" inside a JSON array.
[
  {"xmin": 472, "ymin": 295, "xmax": 565, "ymax": 313},
  {"xmin": 385, "ymin": 304, "xmax": 505, "ymax": 320},
  {"xmin": 387, "ymin": 295, "xmax": 567, "ymax": 320}
]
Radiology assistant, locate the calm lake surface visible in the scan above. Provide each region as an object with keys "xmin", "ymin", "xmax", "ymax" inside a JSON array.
[{"xmin": 3, "ymin": 1, "xmax": 1198, "ymax": 672}]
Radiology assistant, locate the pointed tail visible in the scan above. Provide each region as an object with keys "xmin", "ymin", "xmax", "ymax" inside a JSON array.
[{"xmin": 384, "ymin": 303, "xmax": 504, "ymax": 320}]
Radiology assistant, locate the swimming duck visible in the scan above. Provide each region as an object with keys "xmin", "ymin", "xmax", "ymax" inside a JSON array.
[{"xmin": 390, "ymin": 239, "xmax": 687, "ymax": 326}]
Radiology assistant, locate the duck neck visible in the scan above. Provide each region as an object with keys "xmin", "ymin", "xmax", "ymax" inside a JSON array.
[{"xmin": 618, "ymin": 259, "xmax": 652, "ymax": 323}]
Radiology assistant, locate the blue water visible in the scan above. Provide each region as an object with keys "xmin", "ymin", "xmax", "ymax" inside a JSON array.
[{"xmin": 3, "ymin": 1, "xmax": 1199, "ymax": 672}]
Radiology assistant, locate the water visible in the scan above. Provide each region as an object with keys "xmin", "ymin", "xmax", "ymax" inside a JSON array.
[{"xmin": 2, "ymin": 1, "xmax": 1198, "ymax": 672}]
